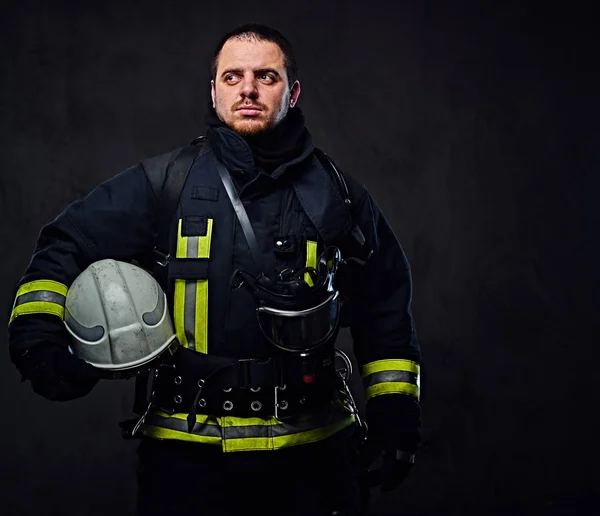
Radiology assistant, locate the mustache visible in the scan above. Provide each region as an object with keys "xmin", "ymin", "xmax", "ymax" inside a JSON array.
[{"xmin": 233, "ymin": 101, "xmax": 266, "ymax": 111}]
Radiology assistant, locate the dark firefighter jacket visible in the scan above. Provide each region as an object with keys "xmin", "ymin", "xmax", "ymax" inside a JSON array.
[{"xmin": 8, "ymin": 116, "xmax": 421, "ymax": 454}]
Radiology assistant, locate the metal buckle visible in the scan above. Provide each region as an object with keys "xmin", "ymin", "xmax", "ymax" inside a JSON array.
[
  {"xmin": 334, "ymin": 348, "xmax": 353, "ymax": 381},
  {"xmin": 277, "ymin": 267, "xmax": 294, "ymax": 281},
  {"xmin": 336, "ymin": 365, "xmax": 367, "ymax": 442},
  {"xmin": 153, "ymin": 248, "xmax": 171, "ymax": 268},
  {"xmin": 130, "ymin": 400, "xmax": 153, "ymax": 437},
  {"xmin": 274, "ymin": 385, "xmax": 281, "ymax": 419},
  {"xmin": 229, "ymin": 269, "xmax": 245, "ymax": 290},
  {"xmin": 274, "ymin": 385, "xmax": 290, "ymax": 420}
]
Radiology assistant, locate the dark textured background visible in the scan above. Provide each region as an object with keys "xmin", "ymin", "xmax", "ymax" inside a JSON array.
[{"xmin": 1, "ymin": 1, "xmax": 598, "ymax": 515}]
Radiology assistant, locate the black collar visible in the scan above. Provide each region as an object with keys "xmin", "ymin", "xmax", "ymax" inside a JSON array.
[{"xmin": 204, "ymin": 104, "xmax": 314, "ymax": 182}]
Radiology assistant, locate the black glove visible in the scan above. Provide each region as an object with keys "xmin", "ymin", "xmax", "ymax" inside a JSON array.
[
  {"xmin": 361, "ymin": 394, "xmax": 421, "ymax": 492},
  {"xmin": 368, "ymin": 448, "xmax": 414, "ymax": 492},
  {"xmin": 15, "ymin": 343, "xmax": 100, "ymax": 401}
]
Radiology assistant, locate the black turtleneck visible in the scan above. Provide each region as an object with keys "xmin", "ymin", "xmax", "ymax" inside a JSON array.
[{"xmin": 204, "ymin": 102, "xmax": 314, "ymax": 178}]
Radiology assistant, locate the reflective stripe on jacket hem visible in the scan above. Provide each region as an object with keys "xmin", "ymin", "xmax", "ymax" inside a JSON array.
[{"xmin": 141, "ymin": 403, "xmax": 355, "ymax": 452}]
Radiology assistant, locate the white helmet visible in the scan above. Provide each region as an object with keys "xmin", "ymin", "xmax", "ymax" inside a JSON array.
[{"xmin": 64, "ymin": 259, "xmax": 177, "ymax": 375}]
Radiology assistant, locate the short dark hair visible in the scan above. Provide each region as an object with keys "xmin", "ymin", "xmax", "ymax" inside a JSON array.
[{"xmin": 211, "ymin": 23, "xmax": 298, "ymax": 85}]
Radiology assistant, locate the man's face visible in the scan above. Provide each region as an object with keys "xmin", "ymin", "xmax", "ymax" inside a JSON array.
[{"xmin": 211, "ymin": 38, "xmax": 301, "ymax": 136}]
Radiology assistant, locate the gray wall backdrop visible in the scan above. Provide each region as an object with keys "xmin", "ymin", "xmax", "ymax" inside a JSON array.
[{"xmin": 1, "ymin": 1, "xmax": 598, "ymax": 515}]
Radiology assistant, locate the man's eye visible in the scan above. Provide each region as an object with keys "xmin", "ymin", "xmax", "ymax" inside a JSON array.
[
  {"xmin": 225, "ymin": 75, "xmax": 239, "ymax": 82},
  {"xmin": 259, "ymin": 74, "xmax": 274, "ymax": 82}
]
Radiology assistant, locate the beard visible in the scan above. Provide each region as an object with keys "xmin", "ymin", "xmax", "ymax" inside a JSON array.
[
  {"xmin": 229, "ymin": 115, "xmax": 276, "ymax": 136},
  {"xmin": 215, "ymin": 96, "xmax": 290, "ymax": 136}
]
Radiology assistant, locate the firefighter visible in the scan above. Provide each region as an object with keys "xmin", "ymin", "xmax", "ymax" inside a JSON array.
[{"xmin": 8, "ymin": 23, "xmax": 421, "ymax": 516}]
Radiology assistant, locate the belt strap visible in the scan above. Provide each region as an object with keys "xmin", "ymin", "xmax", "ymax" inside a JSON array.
[{"xmin": 151, "ymin": 349, "xmax": 340, "ymax": 422}]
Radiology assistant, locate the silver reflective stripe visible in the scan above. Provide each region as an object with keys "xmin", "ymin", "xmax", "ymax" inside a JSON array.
[
  {"xmin": 222, "ymin": 411, "xmax": 348, "ymax": 440},
  {"xmin": 144, "ymin": 409, "xmax": 349, "ymax": 440},
  {"xmin": 223, "ymin": 425, "xmax": 271, "ymax": 440},
  {"xmin": 13, "ymin": 290, "xmax": 65, "ymax": 308},
  {"xmin": 183, "ymin": 235, "xmax": 199, "ymax": 350},
  {"xmin": 187, "ymin": 235, "xmax": 199, "ymax": 258},
  {"xmin": 364, "ymin": 370, "xmax": 418, "ymax": 388},
  {"xmin": 183, "ymin": 283, "xmax": 197, "ymax": 350}
]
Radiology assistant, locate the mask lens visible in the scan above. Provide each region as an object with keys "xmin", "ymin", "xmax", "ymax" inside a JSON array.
[{"xmin": 257, "ymin": 291, "xmax": 340, "ymax": 353}]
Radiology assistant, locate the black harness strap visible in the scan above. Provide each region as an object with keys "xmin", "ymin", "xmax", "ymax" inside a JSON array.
[
  {"xmin": 214, "ymin": 157, "xmax": 264, "ymax": 274},
  {"xmin": 153, "ymin": 138, "xmax": 208, "ymax": 270},
  {"xmin": 314, "ymin": 148, "xmax": 367, "ymax": 248}
]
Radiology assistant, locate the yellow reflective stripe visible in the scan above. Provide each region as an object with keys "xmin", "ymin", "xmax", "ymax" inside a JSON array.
[
  {"xmin": 9, "ymin": 301, "xmax": 65, "ymax": 324},
  {"xmin": 222, "ymin": 415, "xmax": 354, "ymax": 452},
  {"xmin": 221, "ymin": 415, "xmax": 290, "ymax": 427},
  {"xmin": 176, "ymin": 218, "xmax": 213, "ymax": 259},
  {"xmin": 174, "ymin": 279, "xmax": 189, "ymax": 348},
  {"xmin": 10, "ymin": 280, "xmax": 69, "ymax": 324},
  {"xmin": 174, "ymin": 219, "xmax": 189, "ymax": 347},
  {"xmin": 173, "ymin": 218, "xmax": 213, "ymax": 353},
  {"xmin": 197, "ymin": 218, "xmax": 213, "ymax": 258},
  {"xmin": 365, "ymin": 382, "xmax": 420, "ymax": 400},
  {"xmin": 141, "ymin": 425, "xmax": 221, "ymax": 445},
  {"xmin": 176, "ymin": 219, "xmax": 187, "ymax": 258},
  {"xmin": 142, "ymin": 410, "xmax": 222, "ymax": 443},
  {"xmin": 363, "ymin": 359, "xmax": 421, "ymax": 400},
  {"xmin": 141, "ymin": 406, "xmax": 355, "ymax": 452},
  {"xmin": 304, "ymin": 239, "xmax": 317, "ymax": 286},
  {"xmin": 195, "ymin": 281, "xmax": 208, "ymax": 353},
  {"xmin": 16, "ymin": 280, "xmax": 68, "ymax": 297},
  {"xmin": 195, "ymin": 218, "xmax": 212, "ymax": 354},
  {"xmin": 362, "ymin": 359, "xmax": 420, "ymax": 377}
]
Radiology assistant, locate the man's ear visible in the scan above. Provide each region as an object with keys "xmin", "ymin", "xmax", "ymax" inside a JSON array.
[{"xmin": 289, "ymin": 80, "xmax": 301, "ymax": 107}]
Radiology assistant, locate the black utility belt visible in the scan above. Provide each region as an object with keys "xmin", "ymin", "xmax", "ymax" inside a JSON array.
[{"xmin": 151, "ymin": 349, "xmax": 340, "ymax": 419}]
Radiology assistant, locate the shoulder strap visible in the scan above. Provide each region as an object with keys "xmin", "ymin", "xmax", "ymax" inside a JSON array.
[
  {"xmin": 130, "ymin": 136, "xmax": 207, "ymax": 419},
  {"xmin": 313, "ymin": 148, "xmax": 351, "ymax": 204},
  {"xmin": 313, "ymin": 147, "xmax": 367, "ymax": 248},
  {"xmin": 152, "ymin": 136, "xmax": 208, "ymax": 265}
]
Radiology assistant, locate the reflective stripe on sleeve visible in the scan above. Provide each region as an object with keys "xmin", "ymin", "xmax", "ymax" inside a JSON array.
[
  {"xmin": 9, "ymin": 280, "xmax": 68, "ymax": 324},
  {"xmin": 173, "ymin": 218, "xmax": 213, "ymax": 353},
  {"xmin": 304, "ymin": 240, "xmax": 317, "ymax": 287},
  {"xmin": 362, "ymin": 359, "xmax": 420, "ymax": 401}
]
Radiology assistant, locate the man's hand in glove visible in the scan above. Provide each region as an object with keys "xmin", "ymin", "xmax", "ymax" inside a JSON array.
[
  {"xmin": 361, "ymin": 394, "xmax": 421, "ymax": 493},
  {"xmin": 367, "ymin": 448, "xmax": 415, "ymax": 492},
  {"xmin": 15, "ymin": 343, "xmax": 100, "ymax": 401}
]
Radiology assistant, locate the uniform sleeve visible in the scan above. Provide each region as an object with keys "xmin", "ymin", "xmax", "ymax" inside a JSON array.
[
  {"xmin": 8, "ymin": 163, "xmax": 159, "ymax": 361},
  {"xmin": 344, "ymin": 182, "xmax": 422, "ymax": 453}
]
